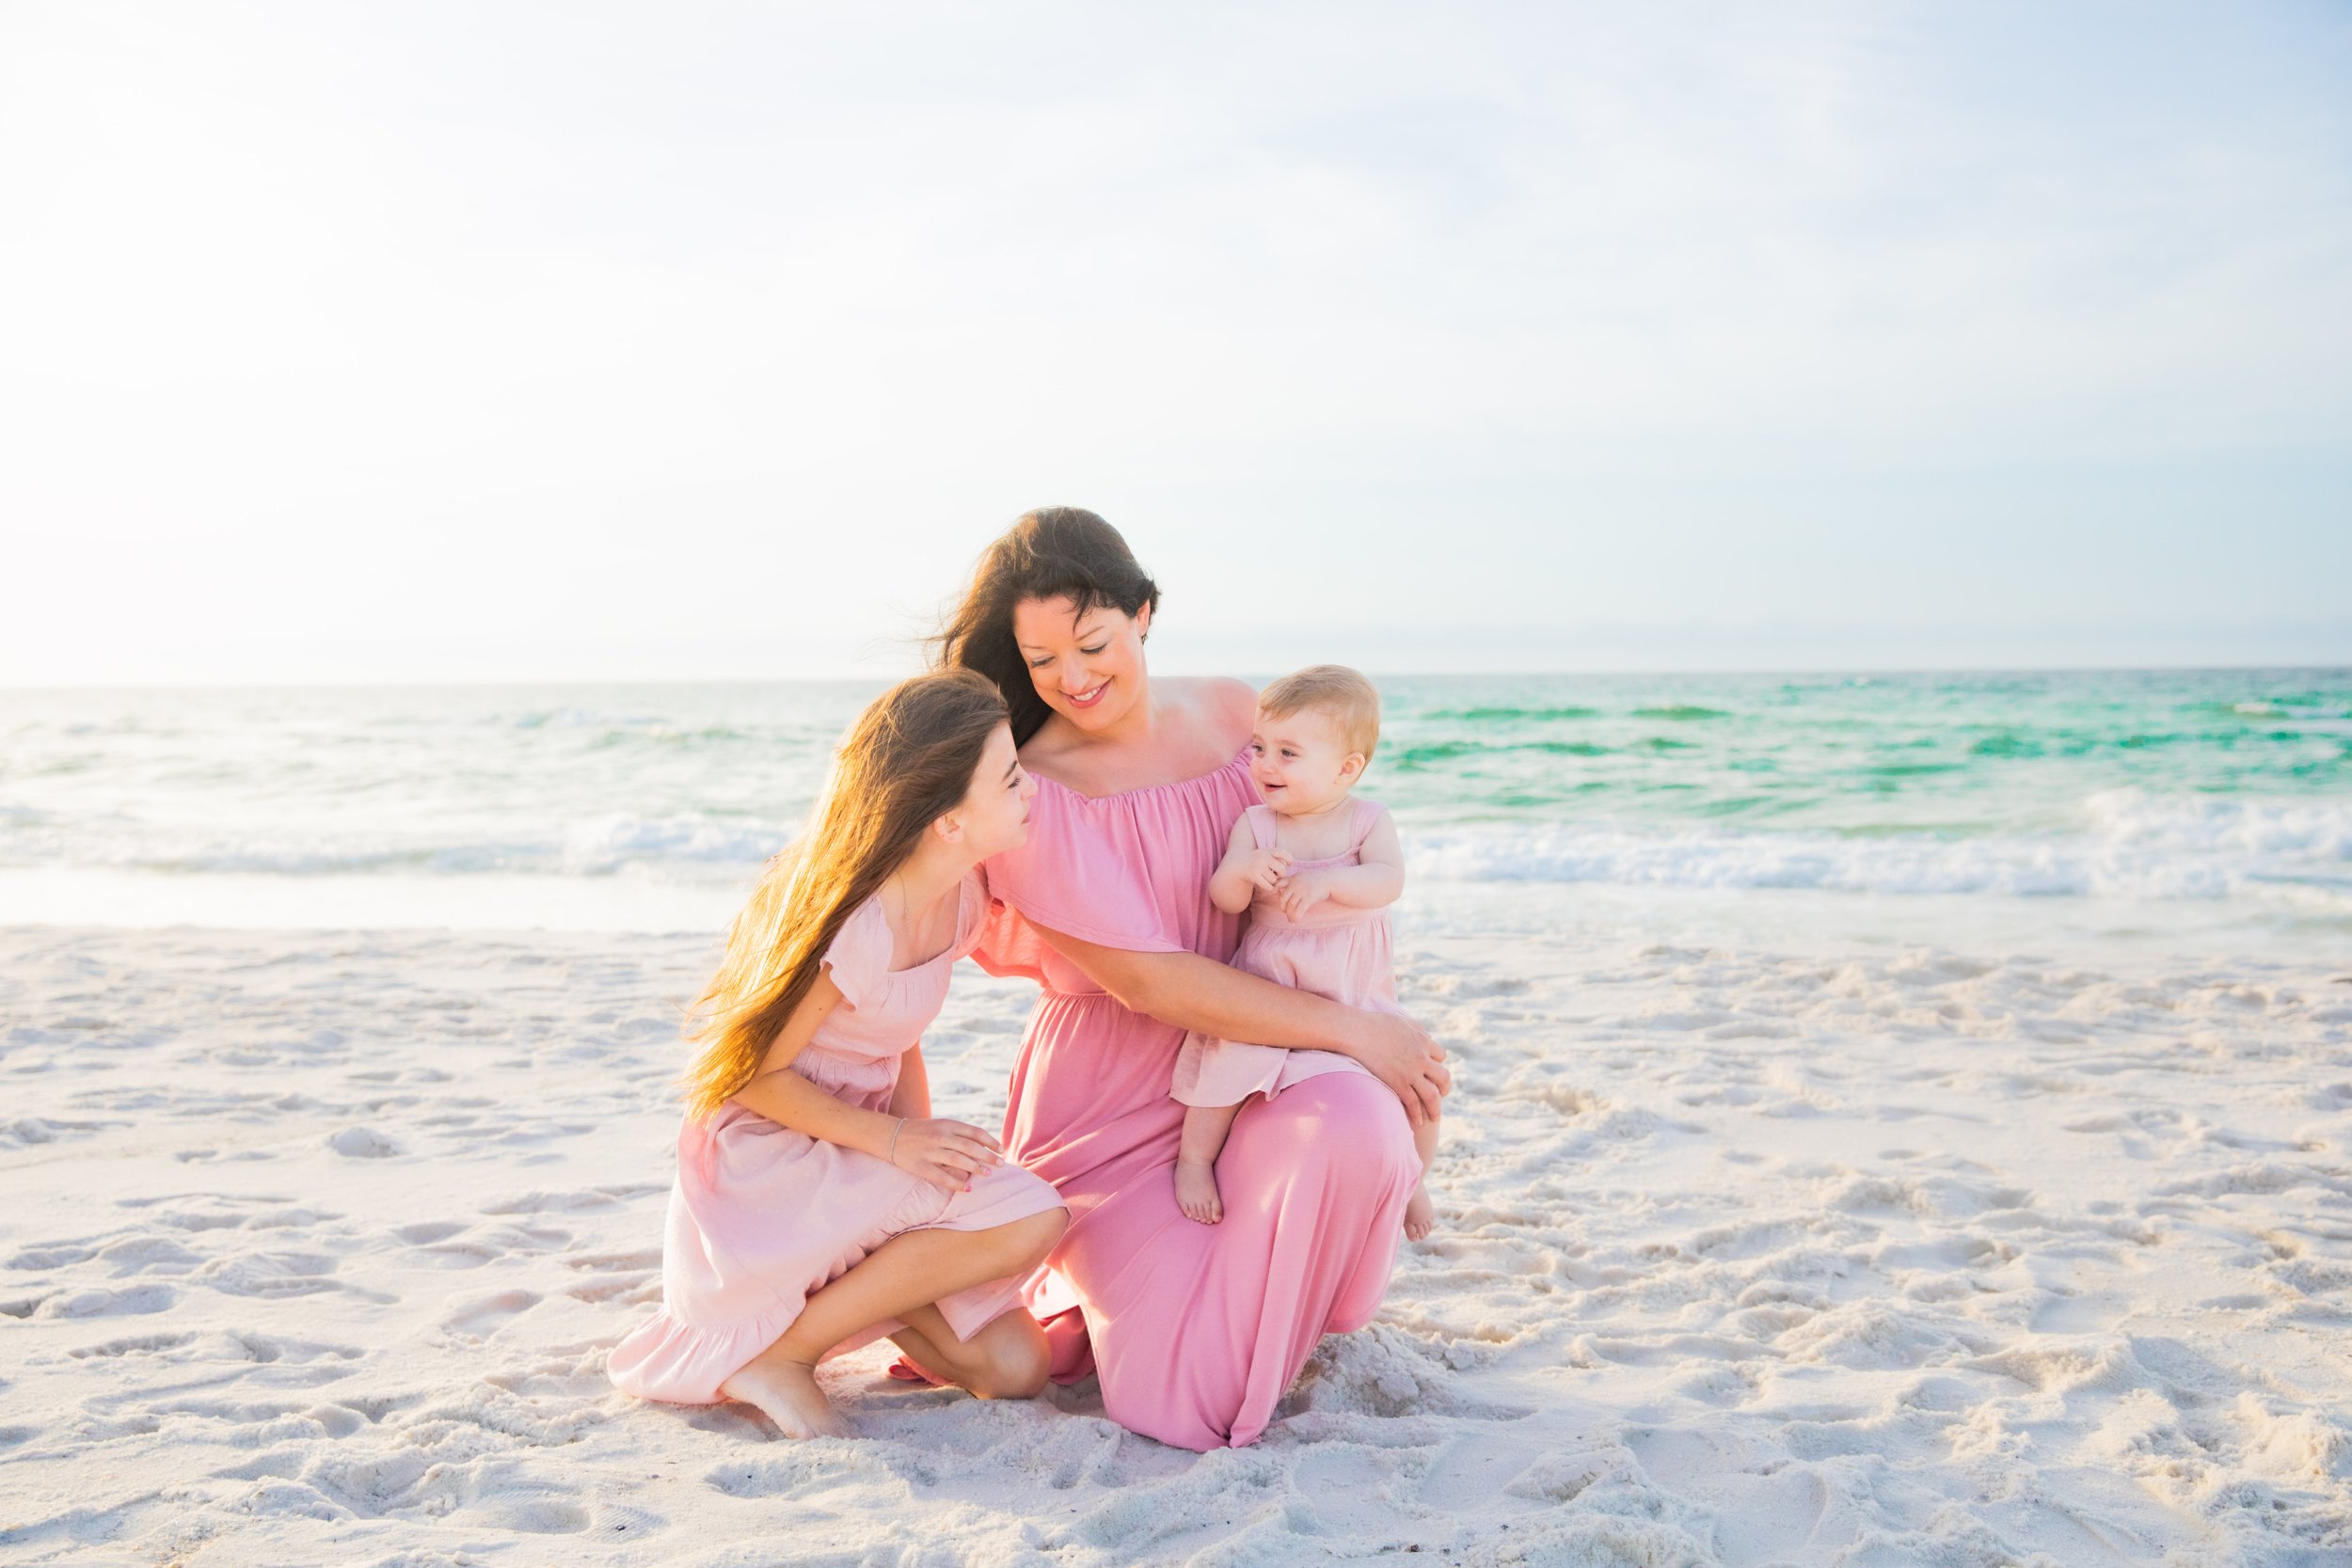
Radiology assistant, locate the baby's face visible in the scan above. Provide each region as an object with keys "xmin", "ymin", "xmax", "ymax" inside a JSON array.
[{"xmin": 1250, "ymin": 706, "xmax": 1361, "ymax": 815}]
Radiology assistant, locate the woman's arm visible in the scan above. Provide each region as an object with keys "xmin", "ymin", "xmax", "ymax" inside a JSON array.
[{"xmin": 1023, "ymin": 921, "xmax": 1449, "ymax": 1122}]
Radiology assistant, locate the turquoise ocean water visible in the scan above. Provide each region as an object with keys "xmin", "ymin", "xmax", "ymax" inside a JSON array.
[{"xmin": 2, "ymin": 671, "xmax": 2345, "ymax": 952}]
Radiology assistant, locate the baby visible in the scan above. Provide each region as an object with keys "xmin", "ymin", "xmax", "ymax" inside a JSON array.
[{"xmin": 1171, "ymin": 665, "xmax": 1438, "ymax": 1241}]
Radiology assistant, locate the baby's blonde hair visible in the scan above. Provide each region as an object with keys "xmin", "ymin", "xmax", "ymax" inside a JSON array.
[{"xmin": 1258, "ymin": 664, "xmax": 1381, "ymax": 759}]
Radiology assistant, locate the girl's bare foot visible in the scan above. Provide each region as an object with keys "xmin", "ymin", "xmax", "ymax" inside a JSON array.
[
  {"xmin": 720, "ymin": 1356, "xmax": 849, "ymax": 1438},
  {"xmin": 1174, "ymin": 1159, "xmax": 1223, "ymax": 1225},
  {"xmin": 1403, "ymin": 1183, "xmax": 1436, "ymax": 1242}
]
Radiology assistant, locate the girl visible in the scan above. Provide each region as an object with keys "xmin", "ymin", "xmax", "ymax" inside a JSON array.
[
  {"xmin": 607, "ymin": 671, "xmax": 1069, "ymax": 1439},
  {"xmin": 1171, "ymin": 665, "xmax": 1438, "ymax": 1241}
]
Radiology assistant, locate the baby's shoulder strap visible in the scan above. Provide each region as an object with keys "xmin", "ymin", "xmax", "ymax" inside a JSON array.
[
  {"xmin": 1244, "ymin": 803, "xmax": 1281, "ymax": 850},
  {"xmin": 1349, "ymin": 797, "xmax": 1387, "ymax": 852}
]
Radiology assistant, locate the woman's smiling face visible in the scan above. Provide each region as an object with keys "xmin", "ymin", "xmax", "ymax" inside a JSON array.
[{"xmin": 1011, "ymin": 594, "xmax": 1152, "ymax": 735}]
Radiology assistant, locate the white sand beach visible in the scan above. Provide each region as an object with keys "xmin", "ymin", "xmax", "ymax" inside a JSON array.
[{"xmin": 5, "ymin": 923, "xmax": 2347, "ymax": 1566}]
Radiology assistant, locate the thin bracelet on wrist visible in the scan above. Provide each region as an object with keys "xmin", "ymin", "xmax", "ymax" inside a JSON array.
[{"xmin": 887, "ymin": 1117, "xmax": 906, "ymax": 1165}]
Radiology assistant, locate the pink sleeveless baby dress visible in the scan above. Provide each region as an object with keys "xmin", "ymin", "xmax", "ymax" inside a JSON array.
[
  {"xmin": 1172, "ymin": 799, "xmax": 1403, "ymax": 1107},
  {"xmin": 607, "ymin": 871, "xmax": 1067, "ymax": 1405}
]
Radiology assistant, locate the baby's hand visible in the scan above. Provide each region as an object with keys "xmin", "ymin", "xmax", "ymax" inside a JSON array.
[
  {"xmin": 1276, "ymin": 869, "xmax": 1333, "ymax": 919},
  {"xmin": 1235, "ymin": 846, "xmax": 1293, "ymax": 891}
]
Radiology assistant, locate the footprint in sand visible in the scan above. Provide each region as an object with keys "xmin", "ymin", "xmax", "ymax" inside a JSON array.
[
  {"xmin": 561, "ymin": 1248, "xmax": 662, "ymax": 1274},
  {"xmin": 478, "ymin": 1183, "xmax": 662, "ymax": 1215},
  {"xmin": 0, "ymin": 1117, "xmax": 126, "ymax": 1148},
  {"xmin": 1419, "ymin": 1428, "xmax": 1557, "ymax": 1506},
  {"xmin": 583, "ymin": 1500, "xmax": 665, "ymax": 1542},
  {"xmin": 385, "ymin": 1219, "xmax": 510, "ymax": 1269},
  {"xmin": 119, "ymin": 1192, "xmax": 305, "ymax": 1228},
  {"xmin": 7, "ymin": 1240, "xmax": 103, "ymax": 1270},
  {"xmin": 95, "ymin": 1236, "xmax": 204, "ymax": 1276},
  {"xmin": 565, "ymin": 1273, "xmax": 660, "ymax": 1307},
  {"xmin": 413, "ymin": 1241, "xmax": 501, "ymax": 1270},
  {"xmin": 560, "ymin": 1246, "xmax": 664, "ymax": 1305},
  {"xmin": 67, "ymin": 1331, "xmax": 199, "ymax": 1359},
  {"xmin": 441, "ymin": 1289, "xmax": 540, "ymax": 1339},
  {"xmin": 36, "ymin": 1283, "xmax": 179, "ymax": 1318},
  {"xmin": 195, "ymin": 1250, "xmax": 341, "ymax": 1298},
  {"xmin": 483, "ymin": 1496, "xmax": 592, "ymax": 1534},
  {"xmin": 327, "ymin": 1127, "xmax": 401, "ymax": 1159}
]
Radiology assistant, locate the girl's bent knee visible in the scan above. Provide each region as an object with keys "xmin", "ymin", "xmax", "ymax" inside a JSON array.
[
  {"xmin": 1017, "ymin": 1207, "xmax": 1070, "ymax": 1269},
  {"xmin": 973, "ymin": 1338, "xmax": 1052, "ymax": 1401}
]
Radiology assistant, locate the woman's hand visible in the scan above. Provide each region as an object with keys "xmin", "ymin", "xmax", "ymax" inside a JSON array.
[
  {"xmin": 887, "ymin": 1117, "xmax": 1004, "ymax": 1192},
  {"xmin": 1351, "ymin": 1009, "xmax": 1450, "ymax": 1125}
]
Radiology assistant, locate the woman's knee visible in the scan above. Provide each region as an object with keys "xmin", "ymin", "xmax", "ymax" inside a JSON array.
[{"xmin": 1259, "ymin": 1075, "xmax": 1415, "ymax": 1174}]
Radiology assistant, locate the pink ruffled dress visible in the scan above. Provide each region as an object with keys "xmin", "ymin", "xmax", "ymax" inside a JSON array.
[
  {"xmin": 973, "ymin": 749, "xmax": 1421, "ymax": 1450},
  {"xmin": 608, "ymin": 872, "xmax": 1067, "ymax": 1405},
  {"xmin": 1172, "ymin": 799, "xmax": 1402, "ymax": 1107}
]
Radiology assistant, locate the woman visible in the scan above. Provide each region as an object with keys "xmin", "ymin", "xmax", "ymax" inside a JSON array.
[{"xmin": 934, "ymin": 508, "xmax": 1448, "ymax": 1450}]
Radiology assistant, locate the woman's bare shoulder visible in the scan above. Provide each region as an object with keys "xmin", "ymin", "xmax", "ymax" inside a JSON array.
[
  {"xmin": 1162, "ymin": 673, "xmax": 1259, "ymax": 705},
  {"xmin": 1161, "ymin": 676, "xmax": 1258, "ymax": 744}
]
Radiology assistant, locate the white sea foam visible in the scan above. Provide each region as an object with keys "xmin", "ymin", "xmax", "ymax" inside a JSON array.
[
  {"xmin": 0, "ymin": 816, "xmax": 797, "ymax": 880},
  {"xmin": 556, "ymin": 816, "xmax": 787, "ymax": 875},
  {"xmin": 2084, "ymin": 786, "xmax": 2352, "ymax": 859},
  {"xmin": 1407, "ymin": 792, "xmax": 2352, "ymax": 905}
]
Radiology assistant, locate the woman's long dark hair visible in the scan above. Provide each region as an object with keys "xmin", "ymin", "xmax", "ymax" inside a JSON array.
[{"xmin": 931, "ymin": 508, "xmax": 1161, "ymax": 744}]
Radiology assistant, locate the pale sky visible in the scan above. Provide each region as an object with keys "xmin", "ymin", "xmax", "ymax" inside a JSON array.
[{"xmin": 3, "ymin": 1, "xmax": 2347, "ymax": 683}]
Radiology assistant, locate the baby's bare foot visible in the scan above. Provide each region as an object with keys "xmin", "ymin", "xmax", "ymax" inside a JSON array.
[
  {"xmin": 720, "ymin": 1356, "xmax": 849, "ymax": 1439},
  {"xmin": 1174, "ymin": 1159, "xmax": 1223, "ymax": 1225},
  {"xmin": 1404, "ymin": 1183, "xmax": 1436, "ymax": 1243}
]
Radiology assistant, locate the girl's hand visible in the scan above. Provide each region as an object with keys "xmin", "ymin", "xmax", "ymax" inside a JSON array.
[
  {"xmin": 1237, "ymin": 846, "xmax": 1293, "ymax": 891},
  {"xmin": 887, "ymin": 1117, "xmax": 1004, "ymax": 1192},
  {"xmin": 1275, "ymin": 870, "xmax": 1332, "ymax": 920},
  {"xmin": 1351, "ymin": 1010, "xmax": 1449, "ymax": 1126}
]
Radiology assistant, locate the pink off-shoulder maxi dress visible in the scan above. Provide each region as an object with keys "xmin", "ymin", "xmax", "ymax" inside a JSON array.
[
  {"xmin": 974, "ymin": 749, "xmax": 1421, "ymax": 1450},
  {"xmin": 608, "ymin": 873, "xmax": 1067, "ymax": 1405}
]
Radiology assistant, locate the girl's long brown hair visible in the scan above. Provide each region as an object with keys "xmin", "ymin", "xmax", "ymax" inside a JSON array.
[
  {"xmin": 932, "ymin": 507, "xmax": 1160, "ymax": 745},
  {"xmin": 677, "ymin": 670, "xmax": 1009, "ymax": 1120}
]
